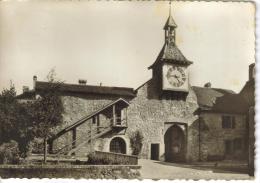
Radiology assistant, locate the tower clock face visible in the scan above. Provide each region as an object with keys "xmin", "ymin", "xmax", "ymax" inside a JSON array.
[
  {"xmin": 166, "ymin": 66, "xmax": 186, "ymax": 87},
  {"xmin": 162, "ymin": 64, "xmax": 189, "ymax": 92}
]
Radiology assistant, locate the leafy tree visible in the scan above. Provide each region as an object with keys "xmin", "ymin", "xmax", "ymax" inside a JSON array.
[
  {"xmin": 130, "ymin": 131, "xmax": 144, "ymax": 156},
  {"xmin": 0, "ymin": 83, "xmax": 17, "ymax": 142},
  {"xmin": 28, "ymin": 69, "xmax": 64, "ymax": 162},
  {"xmin": 0, "ymin": 83, "xmax": 34, "ymax": 157},
  {"xmin": 0, "ymin": 69, "xmax": 64, "ymax": 163}
]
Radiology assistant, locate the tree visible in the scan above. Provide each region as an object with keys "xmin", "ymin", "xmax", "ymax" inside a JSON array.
[
  {"xmin": 0, "ymin": 70, "xmax": 64, "ymax": 163},
  {"xmin": 28, "ymin": 69, "xmax": 64, "ymax": 163},
  {"xmin": 0, "ymin": 83, "xmax": 17, "ymax": 143},
  {"xmin": 0, "ymin": 82, "xmax": 34, "ymax": 157},
  {"xmin": 130, "ymin": 131, "xmax": 144, "ymax": 156}
]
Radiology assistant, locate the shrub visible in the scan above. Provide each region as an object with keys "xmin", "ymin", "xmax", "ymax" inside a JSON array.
[
  {"xmin": 0, "ymin": 140, "xmax": 20, "ymax": 164},
  {"xmin": 30, "ymin": 138, "xmax": 44, "ymax": 154},
  {"xmin": 130, "ymin": 131, "xmax": 144, "ymax": 156}
]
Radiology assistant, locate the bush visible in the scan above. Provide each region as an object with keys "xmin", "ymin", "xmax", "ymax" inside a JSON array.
[
  {"xmin": 30, "ymin": 138, "xmax": 44, "ymax": 154},
  {"xmin": 130, "ymin": 131, "xmax": 144, "ymax": 156},
  {"xmin": 0, "ymin": 140, "xmax": 20, "ymax": 164}
]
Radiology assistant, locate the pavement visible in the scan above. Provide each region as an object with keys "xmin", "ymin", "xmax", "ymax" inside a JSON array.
[{"xmin": 138, "ymin": 159, "xmax": 253, "ymax": 180}]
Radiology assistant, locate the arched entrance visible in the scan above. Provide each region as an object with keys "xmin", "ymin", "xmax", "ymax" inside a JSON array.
[
  {"xmin": 110, "ymin": 137, "xmax": 126, "ymax": 154},
  {"xmin": 164, "ymin": 125, "xmax": 186, "ymax": 162}
]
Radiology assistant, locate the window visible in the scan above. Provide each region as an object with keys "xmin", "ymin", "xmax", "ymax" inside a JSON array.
[
  {"xmin": 225, "ymin": 138, "xmax": 243, "ymax": 155},
  {"xmin": 110, "ymin": 137, "xmax": 126, "ymax": 154},
  {"xmin": 222, "ymin": 115, "xmax": 235, "ymax": 129}
]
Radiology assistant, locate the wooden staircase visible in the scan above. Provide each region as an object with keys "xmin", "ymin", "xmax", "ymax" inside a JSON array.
[
  {"xmin": 48, "ymin": 98, "xmax": 129, "ymax": 157},
  {"xmin": 66, "ymin": 126, "xmax": 112, "ymax": 156}
]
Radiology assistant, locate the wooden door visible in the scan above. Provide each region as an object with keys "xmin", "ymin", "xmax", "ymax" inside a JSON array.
[{"xmin": 151, "ymin": 144, "xmax": 159, "ymax": 160}]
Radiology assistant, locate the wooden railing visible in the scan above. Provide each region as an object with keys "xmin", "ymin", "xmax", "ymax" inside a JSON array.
[
  {"xmin": 110, "ymin": 117, "xmax": 127, "ymax": 127},
  {"xmin": 53, "ymin": 126, "xmax": 111, "ymax": 156}
]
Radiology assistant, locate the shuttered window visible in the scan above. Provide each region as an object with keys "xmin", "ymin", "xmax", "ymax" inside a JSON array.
[
  {"xmin": 222, "ymin": 115, "xmax": 235, "ymax": 129},
  {"xmin": 225, "ymin": 138, "xmax": 243, "ymax": 155}
]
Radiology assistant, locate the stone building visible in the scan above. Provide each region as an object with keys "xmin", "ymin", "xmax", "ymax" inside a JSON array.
[
  {"xmin": 240, "ymin": 63, "xmax": 255, "ymax": 175},
  {"xmin": 18, "ymin": 10, "xmax": 252, "ymax": 164}
]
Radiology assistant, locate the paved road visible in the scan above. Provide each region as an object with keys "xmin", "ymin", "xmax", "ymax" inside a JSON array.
[{"xmin": 138, "ymin": 159, "xmax": 253, "ymax": 180}]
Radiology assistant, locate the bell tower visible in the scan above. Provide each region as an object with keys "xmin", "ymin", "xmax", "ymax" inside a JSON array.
[
  {"xmin": 164, "ymin": 3, "xmax": 177, "ymax": 45},
  {"xmin": 149, "ymin": 1, "xmax": 193, "ymax": 94}
]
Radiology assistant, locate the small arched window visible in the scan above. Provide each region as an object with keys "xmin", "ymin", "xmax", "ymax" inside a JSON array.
[{"xmin": 110, "ymin": 137, "xmax": 126, "ymax": 154}]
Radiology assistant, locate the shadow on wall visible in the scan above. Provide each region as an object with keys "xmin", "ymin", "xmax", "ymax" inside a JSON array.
[
  {"xmin": 146, "ymin": 79, "xmax": 188, "ymax": 100},
  {"xmin": 61, "ymin": 92, "xmax": 133, "ymax": 102}
]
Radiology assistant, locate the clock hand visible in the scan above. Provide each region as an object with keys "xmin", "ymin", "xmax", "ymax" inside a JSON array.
[
  {"xmin": 174, "ymin": 75, "xmax": 180, "ymax": 78},
  {"xmin": 170, "ymin": 74, "xmax": 181, "ymax": 82},
  {"xmin": 176, "ymin": 78, "xmax": 181, "ymax": 83}
]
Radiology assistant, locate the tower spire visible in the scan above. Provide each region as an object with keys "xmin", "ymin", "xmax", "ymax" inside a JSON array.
[
  {"xmin": 169, "ymin": 0, "xmax": 172, "ymax": 17},
  {"xmin": 164, "ymin": 1, "xmax": 177, "ymax": 30},
  {"xmin": 164, "ymin": 0, "xmax": 177, "ymax": 44}
]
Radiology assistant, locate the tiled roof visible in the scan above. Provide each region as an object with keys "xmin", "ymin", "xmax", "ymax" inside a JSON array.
[
  {"xmin": 16, "ymin": 90, "xmax": 35, "ymax": 100},
  {"xmin": 149, "ymin": 43, "xmax": 193, "ymax": 69},
  {"xmin": 35, "ymin": 81, "xmax": 136, "ymax": 97},
  {"xmin": 164, "ymin": 15, "xmax": 177, "ymax": 29},
  {"xmin": 192, "ymin": 86, "xmax": 248, "ymax": 114}
]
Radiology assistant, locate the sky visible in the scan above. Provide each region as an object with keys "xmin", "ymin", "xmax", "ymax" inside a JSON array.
[{"xmin": 0, "ymin": 1, "xmax": 255, "ymax": 94}]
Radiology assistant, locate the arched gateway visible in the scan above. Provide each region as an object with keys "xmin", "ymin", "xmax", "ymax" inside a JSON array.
[{"xmin": 164, "ymin": 125, "xmax": 186, "ymax": 162}]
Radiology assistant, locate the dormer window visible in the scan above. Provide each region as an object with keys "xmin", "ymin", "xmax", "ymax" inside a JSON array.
[{"xmin": 222, "ymin": 115, "xmax": 236, "ymax": 129}]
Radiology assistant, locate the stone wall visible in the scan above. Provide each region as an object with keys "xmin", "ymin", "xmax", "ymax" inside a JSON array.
[
  {"xmin": 0, "ymin": 164, "xmax": 141, "ymax": 179},
  {"xmin": 248, "ymin": 106, "xmax": 255, "ymax": 176},
  {"xmin": 91, "ymin": 151, "xmax": 138, "ymax": 165},
  {"xmin": 50, "ymin": 78, "xmax": 200, "ymax": 162},
  {"xmin": 126, "ymin": 79, "xmax": 199, "ymax": 162},
  {"xmin": 52, "ymin": 93, "xmax": 133, "ymax": 156},
  {"xmin": 199, "ymin": 112, "xmax": 247, "ymax": 161},
  {"xmin": 50, "ymin": 78, "xmax": 248, "ymax": 163}
]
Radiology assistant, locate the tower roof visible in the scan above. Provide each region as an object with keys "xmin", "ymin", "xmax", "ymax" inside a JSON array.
[
  {"xmin": 164, "ymin": 15, "xmax": 177, "ymax": 29},
  {"xmin": 148, "ymin": 1, "xmax": 193, "ymax": 69},
  {"xmin": 148, "ymin": 43, "xmax": 193, "ymax": 69}
]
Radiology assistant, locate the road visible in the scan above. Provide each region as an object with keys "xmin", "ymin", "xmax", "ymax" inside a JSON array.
[{"xmin": 138, "ymin": 159, "xmax": 253, "ymax": 180}]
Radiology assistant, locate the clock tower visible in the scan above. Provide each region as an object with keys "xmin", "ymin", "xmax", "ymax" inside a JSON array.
[{"xmin": 148, "ymin": 2, "xmax": 193, "ymax": 94}]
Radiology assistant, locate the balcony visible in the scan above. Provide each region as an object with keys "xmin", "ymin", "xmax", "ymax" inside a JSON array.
[{"xmin": 111, "ymin": 117, "xmax": 127, "ymax": 128}]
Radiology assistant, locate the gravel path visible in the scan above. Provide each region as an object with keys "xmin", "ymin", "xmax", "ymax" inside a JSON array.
[{"xmin": 138, "ymin": 159, "xmax": 253, "ymax": 180}]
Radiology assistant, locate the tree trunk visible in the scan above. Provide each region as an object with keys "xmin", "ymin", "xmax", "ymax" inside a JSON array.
[{"xmin": 43, "ymin": 137, "xmax": 47, "ymax": 164}]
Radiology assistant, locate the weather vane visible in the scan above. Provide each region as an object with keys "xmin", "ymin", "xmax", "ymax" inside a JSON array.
[{"xmin": 169, "ymin": 0, "xmax": 172, "ymax": 16}]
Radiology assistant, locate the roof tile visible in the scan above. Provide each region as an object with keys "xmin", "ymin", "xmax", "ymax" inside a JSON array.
[{"xmin": 35, "ymin": 81, "xmax": 136, "ymax": 97}]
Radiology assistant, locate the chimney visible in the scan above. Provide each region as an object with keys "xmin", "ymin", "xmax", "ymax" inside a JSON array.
[
  {"xmin": 33, "ymin": 75, "xmax": 37, "ymax": 90},
  {"xmin": 23, "ymin": 86, "xmax": 29, "ymax": 93},
  {"xmin": 78, "ymin": 79, "xmax": 87, "ymax": 85},
  {"xmin": 204, "ymin": 82, "xmax": 211, "ymax": 88},
  {"xmin": 249, "ymin": 63, "xmax": 255, "ymax": 81}
]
